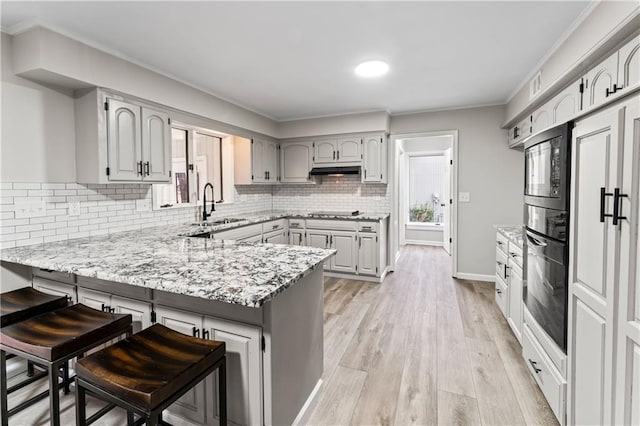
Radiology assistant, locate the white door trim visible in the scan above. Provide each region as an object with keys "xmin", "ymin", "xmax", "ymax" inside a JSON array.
[{"xmin": 388, "ymin": 130, "xmax": 459, "ymax": 277}]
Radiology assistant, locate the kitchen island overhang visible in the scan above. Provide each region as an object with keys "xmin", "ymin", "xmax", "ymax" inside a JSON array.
[{"xmin": 0, "ymin": 226, "xmax": 335, "ymax": 426}]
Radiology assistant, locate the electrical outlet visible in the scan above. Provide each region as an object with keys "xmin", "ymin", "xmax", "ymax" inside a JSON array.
[
  {"xmin": 136, "ymin": 199, "xmax": 152, "ymax": 212},
  {"xmin": 459, "ymin": 192, "xmax": 470, "ymax": 203},
  {"xmin": 14, "ymin": 200, "xmax": 46, "ymax": 219},
  {"xmin": 68, "ymin": 202, "xmax": 81, "ymax": 216}
]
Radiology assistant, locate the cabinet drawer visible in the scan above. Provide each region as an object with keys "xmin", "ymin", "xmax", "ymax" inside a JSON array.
[
  {"xmin": 508, "ymin": 243, "xmax": 524, "ymax": 268},
  {"xmin": 358, "ymin": 222, "xmax": 379, "ymax": 233},
  {"xmin": 496, "ymin": 232, "xmax": 509, "ymax": 255},
  {"xmin": 213, "ymin": 223, "xmax": 262, "ymax": 241},
  {"xmin": 288, "ymin": 219, "xmax": 305, "ymax": 229},
  {"xmin": 495, "ymin": 276, "xmax": 508, "ymax": 318},
  {"xmin": 306, "ymin": 219, "xmax": 357, "ymax": 232},
  {"xmin": 496, "ymin": 248, "xmax": 509, "ymax": 281},
  {"xmin": 33, "ymin": 276, "xmax": 77, "ymax": 303},
  {"xmin": 522, "ymin": 324, "xmax": 565, "ymax": 423},
  {"xmin": 32, "ymin": 267, "xmax": 75, "ymax": 285},
  {"xmin": 262, "ymin": 219, "xmax": 286, "ymax": 233}
]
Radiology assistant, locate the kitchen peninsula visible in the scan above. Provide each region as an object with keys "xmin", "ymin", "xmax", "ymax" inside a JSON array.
[{"xmin": 0, "ymin": 223, "xmax": 335, "ymax": 426}]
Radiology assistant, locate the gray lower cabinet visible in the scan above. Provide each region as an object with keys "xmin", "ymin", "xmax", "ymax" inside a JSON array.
[
  {"xmin": 155, "ymin": 305, "xmax": 263, "ymax": 426},
  {"xmin": 263, "ymin": 229, "xmax": 287, "ymax": 244},
  {"xmin": 307, "ymin": 230, "xmax": 331, "ymax": 270},
  {"xmin": 358, "ymin": 233, "xmax": 378, "ymax": 276},
  {"xmin": 289, "ymin": 229, "xmax": 305, "ymax": 246},
  {"xmin": 330, "ymin": 231, "xmax": 357, "ymax": 274},
  {"xmin": 77, "ymin": 287, "xmax": 152, "ymax": 334},
  {"xmin": 32, "ymin": 276, "xmax": 77, "ymax": 302}
]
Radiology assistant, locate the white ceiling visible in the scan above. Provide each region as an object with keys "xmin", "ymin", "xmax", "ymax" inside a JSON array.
[{"xmin": 1, "ymin": 1, "xmax": 592, "ymax": 121}]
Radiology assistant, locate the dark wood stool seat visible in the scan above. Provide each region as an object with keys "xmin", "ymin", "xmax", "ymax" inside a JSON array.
[
  {"xmin": 75, "ymin": 323, "xmax": 226, "ymax": 426},
  {"xmin": 1, "ymin": 287, "xmax": 69, "ymax": 328},
  {"xmin": 1, "ymin": 303, "xmax": 132, "ymax": 426}
]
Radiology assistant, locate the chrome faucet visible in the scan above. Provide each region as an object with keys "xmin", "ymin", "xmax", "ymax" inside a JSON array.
[{"xmin": 202, "ymin": 182, "xmax": 215, "ymax": 221}]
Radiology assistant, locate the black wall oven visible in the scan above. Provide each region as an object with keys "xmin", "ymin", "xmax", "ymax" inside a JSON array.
[{"xmin": 523, "ymin": 121, "xmax": 572, "ymax": 352}]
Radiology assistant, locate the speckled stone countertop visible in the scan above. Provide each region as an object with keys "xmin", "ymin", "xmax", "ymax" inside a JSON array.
[
  {"xmin": 0, "ymin": 226, "xmax": 335, "ymax": 308},
  {"xmin": 496, "ymin": 225, "xmax": 524, "ymax": 247},
  {"xmin": 178, "ymin": 210, "xmax": 391, "ymax": 236}
]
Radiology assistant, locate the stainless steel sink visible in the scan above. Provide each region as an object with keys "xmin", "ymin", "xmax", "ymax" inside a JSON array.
[{"xmin": 192, "ymin": 218, "xmax": 245, "ymax": 227}]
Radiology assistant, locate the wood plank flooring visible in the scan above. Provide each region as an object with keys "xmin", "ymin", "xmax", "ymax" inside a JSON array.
[{"xmin": 5, "ymin": 245, "xmax": 557, "ymax": 425}]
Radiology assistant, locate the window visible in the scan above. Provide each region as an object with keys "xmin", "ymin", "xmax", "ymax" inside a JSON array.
[
  {"xmin": 408, "ymin": 154, "xmax": 445, "ymax": 225},
  {"xmin": 153, "ymin": 124, "xmax": 228, "ymax": 209}
]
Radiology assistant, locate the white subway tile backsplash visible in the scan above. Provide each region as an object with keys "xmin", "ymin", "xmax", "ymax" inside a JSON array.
[
  {"xmin": 15, "ymin": 237, "xmax": 44, "ymax": 247},
  {"xmin": 15, "ymin": 224, "xmax": 43, "ymax": 233},
  {"xmin": 13, "ymin": 183, "xmax": 41, "ymax": 190},
  {"xmin": 41, "ymin": 183, "xmax": 67, "ymax": 190}
]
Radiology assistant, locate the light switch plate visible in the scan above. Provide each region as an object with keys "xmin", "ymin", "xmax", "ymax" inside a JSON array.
[
  {"xmin": 68, "ymin": 202, "xmax": 81, "ymax": 216},
  {"xmin": 459, "ymin": 192, "xmax": 470, "ymax": 202},
  {"xmin": 14, "ymin": 200, "xmax": 46, "ymax": 219}
]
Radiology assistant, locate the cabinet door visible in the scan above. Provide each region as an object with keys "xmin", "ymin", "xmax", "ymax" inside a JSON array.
[
  {"xmin": 358, "ymin": 234, "xmax": 378, "ymax": 276},
  {"xmin": 107, "ymin": 99, "xmax": 142, "ymax": 181},
  {"xmin": 280, "ymin": 142, "xmax": 312, "ymax": 183},
  {"xmin": 32, "ymin": 277, "xmax": 76, "ymax": 303},
  {"xmin": 617, "ymin": 34, "xmax": 640, "ymax": 95},
  {"xmin": 203, "ymin": 317, "xmax": 263, "ymax": 426},
  {"xmin": 77, "ymin": 287, "xmax": 111, "ymax": 312},
  {"xmin": 141, "ymin": 107, "xmax": 171, "ymax": 182},
  {"xmin": 289, "ymin": 229, "xmax": 305, "ymax": 246},
  {"xmin": 111, "ymin": 295, "xmax": 152, "ymax": 334},
  {"xmin": 531, "ymin": 103, "xmax": 552, "ymax": 135},
  {"xmin": 251, "ymin": 138, "xmax": 266, "ymax": 182},
  {"xmin": 264, "ymin": 141, "xmax": 279, "ymax": 182},
  {"xmin": 331, "ymin": 231, "xmax": 357, "ymax": 274},
  {"xmin": 568, "ymin": 103, "xmax": 625, "ymax": 425},
  {"xmin": 156, "ymin": 306, "xmax": 207, "ymax": 425},
  {"xmin": 584, "ymin": 52, "xmax": 619, "ymax": 110},
  {"xmin": 237, "ymin": 234, "xmax": 263, "ymax": 243},
  {"xmin": 363, "ymin": 134, "xmax": 385, "ymax": 183},
  {"xmin": 551, "ymin": 79, "xmax": 583, "ymax": 125},
  {"xmin": 308, "ymin": 230, "xmax": 331, "ymax": 270},
  {"xmin": 336, "ymin": 136, "xmax": 361, "ymax": 162},
  {"xmin": 313, "ymin": 139, "xmax": 337, "ymax": 164},
  {"xmin": 507, "ymin": 261, "xmax": 523, "ymax": 342},
  {"xmin": 264, "ymin": 229, "xmax": 286, "ymax": 244}
]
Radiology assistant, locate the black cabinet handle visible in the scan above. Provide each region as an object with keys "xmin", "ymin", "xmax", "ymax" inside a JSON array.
[
  {"xmin": 612, "ymin": 187, "xmax": 628, "ymax": 226},
  {"xmin": 137, "ymin": 161, "xmax": 143, "ymax": 176},
  {"xmin": 528, "ymin": 359, "xmax": 542, "ymax": 373},
  {"xmin": 504, "ymin": 264, "xmax": 509, "ymax": 278},
  {"xmin": 496, "ymin": 288, "xmax": 502, "ymax": 295},
  {"xmin": 333, "ymin": 151, "xmax": 336, "ymax": 160},
  {"xmin": 600, "ymin": 187, "xmax": 613, "ymax": 222},
  {"xmin": 203, "ymin": 329, "xmax": 210, "ymax": 339},
  {"xmin": 496, "ymin": 261, "xmax": 503, "ymax": 266},
  {"xmin": 299, "ymin": 234, "xmax": 302, "ymax": 245},
  {"xmin": 192, "ymin": 326, "xmax": 200, "ymax": 338},
  {"xmin": 325, "ymin": 235, "xmax": 328, "ymax": 246},
  {"xmin": 101, "ymin": 303, "xmax": 108, "ymax": 312},
  {"xmin": 337, "ymin": 151, "xmax": 340, "ymax": 160},
  {"xmin": 144, "ymin": 161, "xmax": 150, "ymax": 176}
]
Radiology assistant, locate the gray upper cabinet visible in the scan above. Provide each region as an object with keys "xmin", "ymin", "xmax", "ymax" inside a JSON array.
[
  {"xmin": 617, "ymin": 34, "xmax": 640, "ymax": 95},
  {"xmin": 313, "ymin": 139, "xmax": 337, "ymax": 164},
  {"xmin": 362, "ymin": 133, "xmax": 386, "ymax": 183},
  {"xmin": 280, "ymin": 142, "xmax": 313, "ymax": 183},
  {"xmin": 74, "ymin": 89, "xmax": 172, "ymax": 184},
  {"xmin": 583, "ymin": 52, "xmax": 619, "ymax": 110},
  {"xmin": 551, "ymin": 79, "xmax": 583, "ymax": 125},
  {"xmin": 235, "ymin": 137, "xmax": 279, "ymax": 184},
  {"xmin": 336, "ymin": 136, "xmax": 361, "ymax": 163}
]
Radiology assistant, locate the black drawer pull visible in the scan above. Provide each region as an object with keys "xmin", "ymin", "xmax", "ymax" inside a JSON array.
[
  {"xmin": 612, "ymin": 187, "xmax": 628, "ymax": 226},
  {"xmin": 203, "ymin": 329, "xmax": 210, "ymax": 339},
  {"xmin": 600, "ymin": 187, "xmax": 613, "ymax": 222},
  {"xmin": 528, "ymin": 359, "xmax": 542, "ymax": 374},
  {"xmin": 192, "ymin": 327, "xmax": 200, "ymax": 338}
]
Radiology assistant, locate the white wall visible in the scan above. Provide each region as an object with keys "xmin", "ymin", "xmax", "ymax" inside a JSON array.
[
  {"xmin": 277, "ymin": 111, "xmax": 389, "ymax": 139},
  {"xmin": 390, "ymin": 105, "xmax": 522, "ymax": 277}
]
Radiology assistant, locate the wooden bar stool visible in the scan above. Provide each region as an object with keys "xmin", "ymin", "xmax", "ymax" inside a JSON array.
[
  {"xmin": 0, "ymin": 303, "xmax": 132, "ymax": 426},
  {"xmin": 75, "ymin": 323, "xmax": 226, "ymax": 426},
  {"xmin": 1, "ymin": 287, "xmax": 71, "ymax": 396}
]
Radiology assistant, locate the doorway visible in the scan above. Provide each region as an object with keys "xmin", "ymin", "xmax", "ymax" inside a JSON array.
[{"xmin": 389, "ymin": 131, "xmax": 459, "ymax": 276}]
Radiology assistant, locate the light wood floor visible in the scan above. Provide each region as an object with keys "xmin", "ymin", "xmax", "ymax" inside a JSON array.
[
  {"xmin": 6, "ymin": 245, "xmax": 557, "ymax": 425},
  {"xmin": 306, "ymin": 245, "xmax": 558, "ymax": 426}
]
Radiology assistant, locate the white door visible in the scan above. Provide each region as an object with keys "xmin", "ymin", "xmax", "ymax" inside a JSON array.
[
  {"xmin": 203, "ymin": 317, "xmax": 263, "ymax": 426},
  {"xmin": 331, "ymin": 231, "xmax": 357, "ymax": 274},
  {"xmin": 155, "ymin": 306, "xmax": 207, "ymax": 425},
  {"xmin": 308, "ymin": 230, "xmax": 331, "ymax": 270},
  {"xmin": 141, "ymin": 107, "xmax": 171, "ymax": 182},
  {"xmin": 336, "ymin": 136, "xmax": 361, "ymax": 162},
  {"xmin": 313, "ymin": 139, "xmax": 337, "ymax": 164},
  {"xmin": 568, "ymin": 103, "xmax": 625, "ymax": 426},
  {"xmin": 111, "ymin": 295, "xmax": 152, "ymax": 334},
  {"xmin": 264, "ymin": 141, "xmax": 278, "ymax": 182},
  {"xmin": 107, "ymin": 99, "xmax": 142, "ymax": 181},
  {"xmin": 358, "ymin": 234, "xmax": 378, "ymax": 276},
  {"xmin": 584, "ymin": 52, "xmax": 619, "ymax": 110},
  {"xmin": 443, "ymin": 148, "xmax": 452, "ymax": 255},
  {"xmin": 77, "ymin": 287, "xmax": 111, "ymax": 312},
  {"xmin": 531, "ymin": 102, "xmax": 552, "ymax": 134},
  {"xmin": 280, "ymin": 143, "xmax": 312, "ymax": 183},
  {"xmin": 251, "ymin": 138, "xmax": 266, "ymax": 183},
  {"xmin": 289, "ymin": 229, "xmax": 305, "ymax": 246},
  {"xmin": 552, "ymin": 79, "xmax": 583, "ymax": 125},
  {"xmin": 362, "ymin": 134, "xmax": 383, "ymax": 183}
]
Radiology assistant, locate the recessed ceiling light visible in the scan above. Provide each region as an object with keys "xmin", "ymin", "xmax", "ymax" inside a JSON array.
[{"xmin": 354, "ymin": 60, "xmax": 389, "ymax": 78}]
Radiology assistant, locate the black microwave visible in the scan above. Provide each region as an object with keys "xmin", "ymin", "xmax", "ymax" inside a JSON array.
[{"xmin": 524, "ymin": 122, "xmax": 573, "ymax": 211}]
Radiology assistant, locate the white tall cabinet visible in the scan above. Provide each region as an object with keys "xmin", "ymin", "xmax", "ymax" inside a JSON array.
[{"xmin": 568, "ymin": 95, "xmax": 639, "ymax": 425}]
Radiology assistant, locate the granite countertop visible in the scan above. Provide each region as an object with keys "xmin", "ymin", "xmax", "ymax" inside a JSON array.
[
  {"xmin": 178, "ymin": 210, "xmax": 391, "ymax": 236},
  {"xmin": 0, "ymin": 226, "xmax": 335, "ymax": 308},
  {"xmin": 496, "ymin": 225, "xmax": 524, "ymax": 248}
]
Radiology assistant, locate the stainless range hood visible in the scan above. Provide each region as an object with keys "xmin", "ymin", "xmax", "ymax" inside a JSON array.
[{"xmin": 309, "ymin": 166, "xmax": 361, "ymax": 176}]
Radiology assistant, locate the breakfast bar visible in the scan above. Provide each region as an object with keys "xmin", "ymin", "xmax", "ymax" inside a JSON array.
[{"xmin": 0, "ymin": 225, "xmax": 335, "ymax": 426}]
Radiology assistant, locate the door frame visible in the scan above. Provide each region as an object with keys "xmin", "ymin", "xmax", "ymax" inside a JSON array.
[{"xmin": 388, "ymin": 130, "xmax": 459, "ymax": 277}]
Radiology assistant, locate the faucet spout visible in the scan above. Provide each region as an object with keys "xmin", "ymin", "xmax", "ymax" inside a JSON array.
[{"xmin": 202, "ymin": 182, "xmax": 215, "ymax": 221}]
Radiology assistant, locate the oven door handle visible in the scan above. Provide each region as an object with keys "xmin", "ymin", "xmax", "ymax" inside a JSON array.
[{"xmin": 526, "ymin": 234, "xmax": 547, "ymax": 247}]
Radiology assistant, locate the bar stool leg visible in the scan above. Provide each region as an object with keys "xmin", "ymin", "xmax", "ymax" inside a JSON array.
[
  {"xmin": 76, "ymin": 380, "xmax": 87, "ymax": 426},
  {"xmin": 219, "ymin": 356, "xmax": 227, "ymax": 426},
  {"xmin": 1, "ymin": 350, "xmax": 8, "ymax": 426},
  {"xmin": 27, "ymin": 361, "xmax": 35, "ymax": 377},
  {"xmin": 147, "ymin": 411, "xmax": 160, "ymax": 426},
  {"xmin": 62, "ymin": 362, "xmax": 70, "ymax": 395},
  {"xmin": 126, "ymin": 410, "xmax": 134, "ymax": 426},
  {"xmin": 48, "ymin": 360, "xmax": 61, "ymax": 426}
]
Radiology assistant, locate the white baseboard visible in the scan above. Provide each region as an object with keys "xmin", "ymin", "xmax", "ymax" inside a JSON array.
[
  {"xmin": 455, "ymin": 272, "xmax": 495, "ymax": 282},
  {"xmin": 325, "ymin": 271, "xmax": 382, "ymax": 283},
  {"xmin": 292, "ymin": 379, "xmax": 323, "ymax": 426},
  {"xmin": 403, "ymin": 240, "xmax": 443, "ymax": 247}
]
